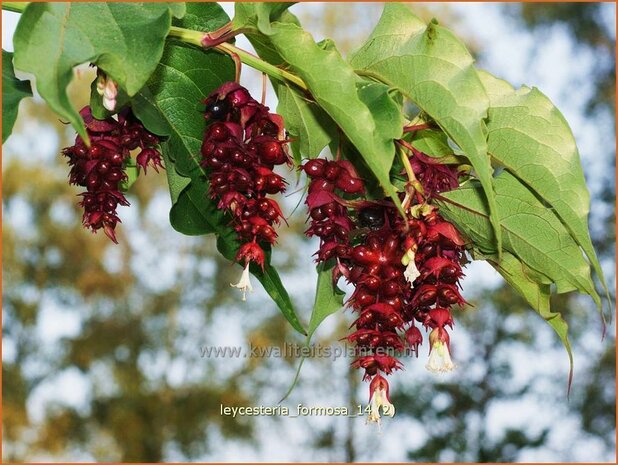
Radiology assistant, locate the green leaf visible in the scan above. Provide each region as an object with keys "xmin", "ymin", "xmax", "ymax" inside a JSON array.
[
  {"xmin": 132, "ymin": 40, "xmax": 305, "ymax": 335},
  {"xmin": 479, "ymin": 70, "xmax": 610, "ymax": 322},
  {"xmin": 350, "ymin": 3, "xmax": 500, "ymax": 252},
  {"xmin": 411, "ymin": 129, "xmax": 452, "ymax": 158},
  {"xmin": 437, "ymin": 171, "xmax": 601, "ymax": 308},
  {"xmin": 173, "ymin": 2, "xmax": 228, "ymax": 31},
  {"xmin": 264, "ymin": 22, "xmax": 405, "ymax": 212},
  {"xmin": 233, "ymin": 2, "xmax": 296, "ymax": 33},
  {"xmin": 479, "ymin": 249, "xmax": 573, "ymax": 392},
  {"xmin": 410, "ymin": 129, "xmax": 467, "ymax": 165},
  {"xmin": 280, "ymin": 262, "xmax": 344, "ymax": 401},
  {"xmin": 167, "ymin": 3, "xmax": 187, "ymax": 19},
  {"xmin": 275, "ymin": 84, "xmax": 336, "ymax": 163},
  {"xmin": 2, "ymin": 50, "xmax": 31, "ymax": 143},
  {"xmin": 249, "ymin": 254, "xmax": 306, "ymax": 336},
  {"xmin": 160, "ymin": 150, "xmax": 216, "ymax": 236},
  {"xmin": 308, "ymin": 262, "xmax": 346, "ymax": 339},
  {"xmin": 13, "ymin": 2, "xmax": 182, "ymax": 141}
]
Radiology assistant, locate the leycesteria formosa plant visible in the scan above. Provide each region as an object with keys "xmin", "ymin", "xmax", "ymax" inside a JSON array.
[{"xmin": 3, "ymin": 2, "xmax": 612, "ymax": 425}]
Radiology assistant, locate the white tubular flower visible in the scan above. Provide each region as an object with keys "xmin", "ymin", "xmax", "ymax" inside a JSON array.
[
  {"xmin": 366, "ymin": 374, "xmax": 395, "ymax": 426},
  {"xmin": 230, "ymin": 264, "xmax": 253, "ymax": 301},
  {"xmin": 402, "ymin": 248, "xmax": 420, "ymax": 287},
  {"xmin": 426, "ymin": 338, "xmax": 456, "ymax": 373}
]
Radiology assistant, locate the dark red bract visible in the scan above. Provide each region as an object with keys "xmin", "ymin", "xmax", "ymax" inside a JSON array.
[
  {"xmin": 201, "ymin": 83, "xmax": 290, "ymax": 269},
  {"xmin": 409, "ymin": 149, "xmax": 460, "ymax": 195},
  {"xmin": 62, "ymin": 106, "xmax": 162, "ymax": 243}
]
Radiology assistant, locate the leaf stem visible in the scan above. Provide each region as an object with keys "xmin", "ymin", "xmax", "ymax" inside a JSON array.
[
  {"xmin": 167, "ymin": 26, "xmax": 308, "ymax": 91},
  {"xmin": 397, "ymin": 143, "xmax": 424, "ymax": 196},
  {"xmin": 403, "ymin": 123, "xmax": 432, "ymax": 133}
]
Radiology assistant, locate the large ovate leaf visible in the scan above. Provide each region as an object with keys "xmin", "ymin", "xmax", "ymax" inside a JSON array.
[
  {"xmin": 479, "ymin": 70, "xmax": 610, "ymax": 322},
  {"xmin": 2, "ymin": 50, "xmax": 31, "ymax": 143},
  {"xmin": 307, "ymin": 263, "xmax": 346, "ymax": 339},
  {"xmin": 281, "ymin": 262, "xmax": 345, "ymax": 401},
  {"xmin": 13, "ymin": 2, "xmax": 184, "ymax": 141},
  {"xmin": 276, "ymin": 84, "xmax": 336, "ymax": 163},
  {"xmin": 437, "ymin": 171, "xmax": 601, "ymax": 309},
  {"xmin": 132, "ymin": 39, "xmax": 305, "ymax": 335},
  {"xmin": 233, "ymin": 2, "xmax": 295, "ymax": 33},
  {"xmin": 411, "ymin": 129, "xmax": 452, "ymax": 158},
  {"xmin": 350, "ymin": 3, "xmax": 500, "ymax": 251},
  {"xmin": 173, "ymin": 1, "xmax": 228, "ymax": 31},
  {"xmin": 264, "ymin": 22, "xmax": 405, "ymax": 212},
  {"xmin": 478, "ymin": 250, "xmax": 573, "ymax": 392}
]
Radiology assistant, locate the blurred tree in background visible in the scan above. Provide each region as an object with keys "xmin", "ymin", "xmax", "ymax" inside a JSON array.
[
  {"xmin": 2, "ymin": 3, "xmax": 615, "ymax": 462},
  {"xmin": 509, "ymin": 2, "xmax": 616, "ymax": 454},
  {"xmin": 2, "ymin": 78, "xmax": 258, "ymax": 461},
  {"xmin": 510, "ymin": 2, "xmax": 615, "ymax": 115}
]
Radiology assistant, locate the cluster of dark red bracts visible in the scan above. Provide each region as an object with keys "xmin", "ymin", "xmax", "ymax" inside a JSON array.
[
  {"xmin": 302, "ymin": 159, "xmax": 364, "ymax": 283},
  {"xmin": 303, "ymin": 145, "xmax": 467, "ymax": 423},
  {"xmin": 62, "ymin": 79, "xmax": 468, "ymax": 424},
  {"xmin": 62, "ymin": 106, "xmax": 162, "ymax": 243},
  {"xmin": 200, "ymin": 83, "xmax": 290, "ymax": 283}
]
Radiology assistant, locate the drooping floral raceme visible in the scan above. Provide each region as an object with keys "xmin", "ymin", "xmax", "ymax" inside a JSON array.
[
  {"xmin": 303, "ymin": 139, "xmax": 468, "ymax": 424},
  {"xmin": 201, "ymin": 83, "xmax": 290, "ymax": 299},
  {"xmin": 61, "ymin": 106, "xmax": 162, "ymax": 243},
  {"xmin": 301, "ymin": 158, "xmax": 364, "ymax": 284}
]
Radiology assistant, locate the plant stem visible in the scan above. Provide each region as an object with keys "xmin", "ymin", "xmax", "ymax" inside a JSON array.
[
  {"xmin": 398, "ymin": 145, "xmax": 425, "ymax": 196},
  {"xmin": 403, "ymin": 123, "xmax": 432, "ymax": 133},
  {"xmin": 3, "ymin": 2, "xmax": 28, "ymax": 13},
  {"xmin": 168, "ymin": 26, "xmax": 308, "ymax": 91},
  {"xmin": 1, "ymin": 5, "xmax": 309, "ymax": 92},
  {"xmin": 218, "ymin": 43, "xmax": 308, "ymax": 91},
  {"xmin": 166, "ymin": 25, "xmax": 204, "ymax": 45}
]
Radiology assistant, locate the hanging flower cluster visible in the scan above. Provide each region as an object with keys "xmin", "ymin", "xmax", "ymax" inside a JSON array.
[
  {"xmin": 301, "ymin": 159, "xmax": 364, "ymax": 283},
  {"xmin": 200, "ymin": 83, "xmax": 291, "ymax": 299},
  {"xmin": 32, "ymin": 2, "xmax": 603, "ymax": 434},
  {"xmin": 302, "ymin": 140, "xmax": 468, "ymax": 425},
  {"xmin": 398, "ymin": 143, "xmax": 467, "ymax": 375},
  {"xmin": 61, "ymin": 106, "xmax": 162, "ymax": 243}
]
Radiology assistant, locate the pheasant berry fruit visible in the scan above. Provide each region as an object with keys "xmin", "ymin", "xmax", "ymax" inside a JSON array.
[
  {"xmin": 201, "ymin": 83, "xmax": 290, "ymax": 299},
  {"xmin": 62, "ymin": 106, "xmax": 162, "ymax": 243}
]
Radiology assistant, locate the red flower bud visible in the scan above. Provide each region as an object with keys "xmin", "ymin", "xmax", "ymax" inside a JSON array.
[{"xmin": 405, "ymin": 325, "xmax": 423, "ymax": 357}]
